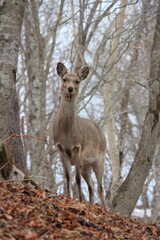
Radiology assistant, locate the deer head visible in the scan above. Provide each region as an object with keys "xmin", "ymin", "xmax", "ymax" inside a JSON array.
[{"xmin": 57, "ymin": 62, "xmax": 89, "ymax": 101}]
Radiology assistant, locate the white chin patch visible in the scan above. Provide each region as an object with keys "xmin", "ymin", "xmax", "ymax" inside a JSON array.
[{"xmin": 66, "ymin": 93, "xmax": 74, "ymax": 100}]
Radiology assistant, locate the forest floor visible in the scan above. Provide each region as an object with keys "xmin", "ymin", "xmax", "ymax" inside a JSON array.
[{"xmin": 0, "ymin": 181, "xmax": 159, "ymax": 240}]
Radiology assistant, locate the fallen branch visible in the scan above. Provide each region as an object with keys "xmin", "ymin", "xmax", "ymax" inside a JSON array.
[{"xmin": 77, "ymin": 215, "xmax": 104, "ymax": 231}]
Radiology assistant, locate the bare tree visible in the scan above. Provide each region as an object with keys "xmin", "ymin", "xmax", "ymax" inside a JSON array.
[
  {"xmin": 0, "ymin": 0, "xmax": 26, "ymax": 173},
  {"xmin": 112, "ymin": 1, "xmax": 160, "ymax": 216}
]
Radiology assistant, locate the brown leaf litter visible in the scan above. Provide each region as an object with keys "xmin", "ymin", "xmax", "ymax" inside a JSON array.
[{"xmin": 0, "ymin": 181, "xmax": 159, "ymax": 240}]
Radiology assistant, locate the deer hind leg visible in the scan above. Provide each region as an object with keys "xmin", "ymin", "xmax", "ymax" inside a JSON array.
[
  {"xmin": 82, "ymin": 166, "xmax": 94, "ymax": 205},
  {"xmin": 93, "ymin": 161, "xmax": 106, "ymax": 210}
]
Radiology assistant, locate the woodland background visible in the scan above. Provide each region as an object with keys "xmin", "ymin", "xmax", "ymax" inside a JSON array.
[{"xmin": 1, "ymin": 0, "xmax": 160, "ymax": 222}]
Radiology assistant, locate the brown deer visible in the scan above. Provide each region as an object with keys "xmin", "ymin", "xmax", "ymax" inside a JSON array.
[{"xmin": 53, "ymin": 62, "xmax": 106, "ymax": 209}]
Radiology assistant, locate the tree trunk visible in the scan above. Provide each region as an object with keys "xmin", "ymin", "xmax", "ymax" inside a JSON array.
[
  {"xmin": 103, "ymin": 0, "xmax": 128, "ymax": 198},
  {"xmin": 112, "ymin": 2, "xmax": 160, "ymax": 215},
  {"xmin": 7, "ymin": 89, "xmax": 26, "ymax": 171},
  {"xmin": 0, "ymin": 0, "xmax": 26, "ymax": 172},
  {"xmin": 151, "ymin": 145, "xmax": 160, "ymax": 222},
  {"xmin": 24, "ymin": 0, "xmax": 45, "ymax": 182}
]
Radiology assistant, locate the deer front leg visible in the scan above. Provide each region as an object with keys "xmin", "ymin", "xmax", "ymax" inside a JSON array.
[
  {"xmin": 73, "ymin": 146, "xmax": 83, "ymax": 202},
  {"xmin": 62, "ymin": 157, "xmax": 71, "ymax": 197},
  {"xmin": 75, "ymin": 162, "xmax": 83, "ymax": 202},
  {"xmin": 57, "ymin": 144, "xmax": 72, "ymax": 197}
]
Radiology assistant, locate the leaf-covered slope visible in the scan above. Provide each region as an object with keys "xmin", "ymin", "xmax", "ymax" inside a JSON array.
[{"xmin": 0, "ymin": 181, "xmax": 159, "ymax": 240}]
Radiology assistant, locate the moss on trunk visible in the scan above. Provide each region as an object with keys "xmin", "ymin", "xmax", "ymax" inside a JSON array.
[{"xmin": 0, "ymin": 141, "xmax": 13, "ymax": 179}]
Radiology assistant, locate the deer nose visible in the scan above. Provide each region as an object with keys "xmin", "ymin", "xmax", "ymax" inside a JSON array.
[{"xmin": 68, "ymin": 86, "xmax": 73, "ymax": 93}]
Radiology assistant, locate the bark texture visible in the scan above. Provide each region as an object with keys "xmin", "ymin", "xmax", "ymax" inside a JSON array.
[{"xmin": 0, "ymin": 0, "xmax": 26, "ymax": 171}]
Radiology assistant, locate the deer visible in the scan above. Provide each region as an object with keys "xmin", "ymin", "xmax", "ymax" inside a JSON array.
[{"xmin": 53, "ymin": 62, "xmax": 107, "ymax": 210}]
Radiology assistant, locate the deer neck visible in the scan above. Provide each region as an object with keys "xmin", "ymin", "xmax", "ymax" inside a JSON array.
[{"xmin": 58, "ymin": 98, "xmax": 77, "ymax": 130}]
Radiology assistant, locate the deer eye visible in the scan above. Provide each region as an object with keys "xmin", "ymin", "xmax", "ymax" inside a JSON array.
[
  {"xmin": 63, "ymin": 78, "xmax": 67, "ymax": 82},
  {"xmin": 75, "ymin": 80, "xmax": 80, "ymax": 84}
]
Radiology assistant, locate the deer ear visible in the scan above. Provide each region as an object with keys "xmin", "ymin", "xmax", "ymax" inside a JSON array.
[
  {"xmin": 57, "ymin": 62, "xmax": 67, "ymax": 77},
  {"xmin": 78, "ymin": 67, "xmax": 89, "ymax": 80}
]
